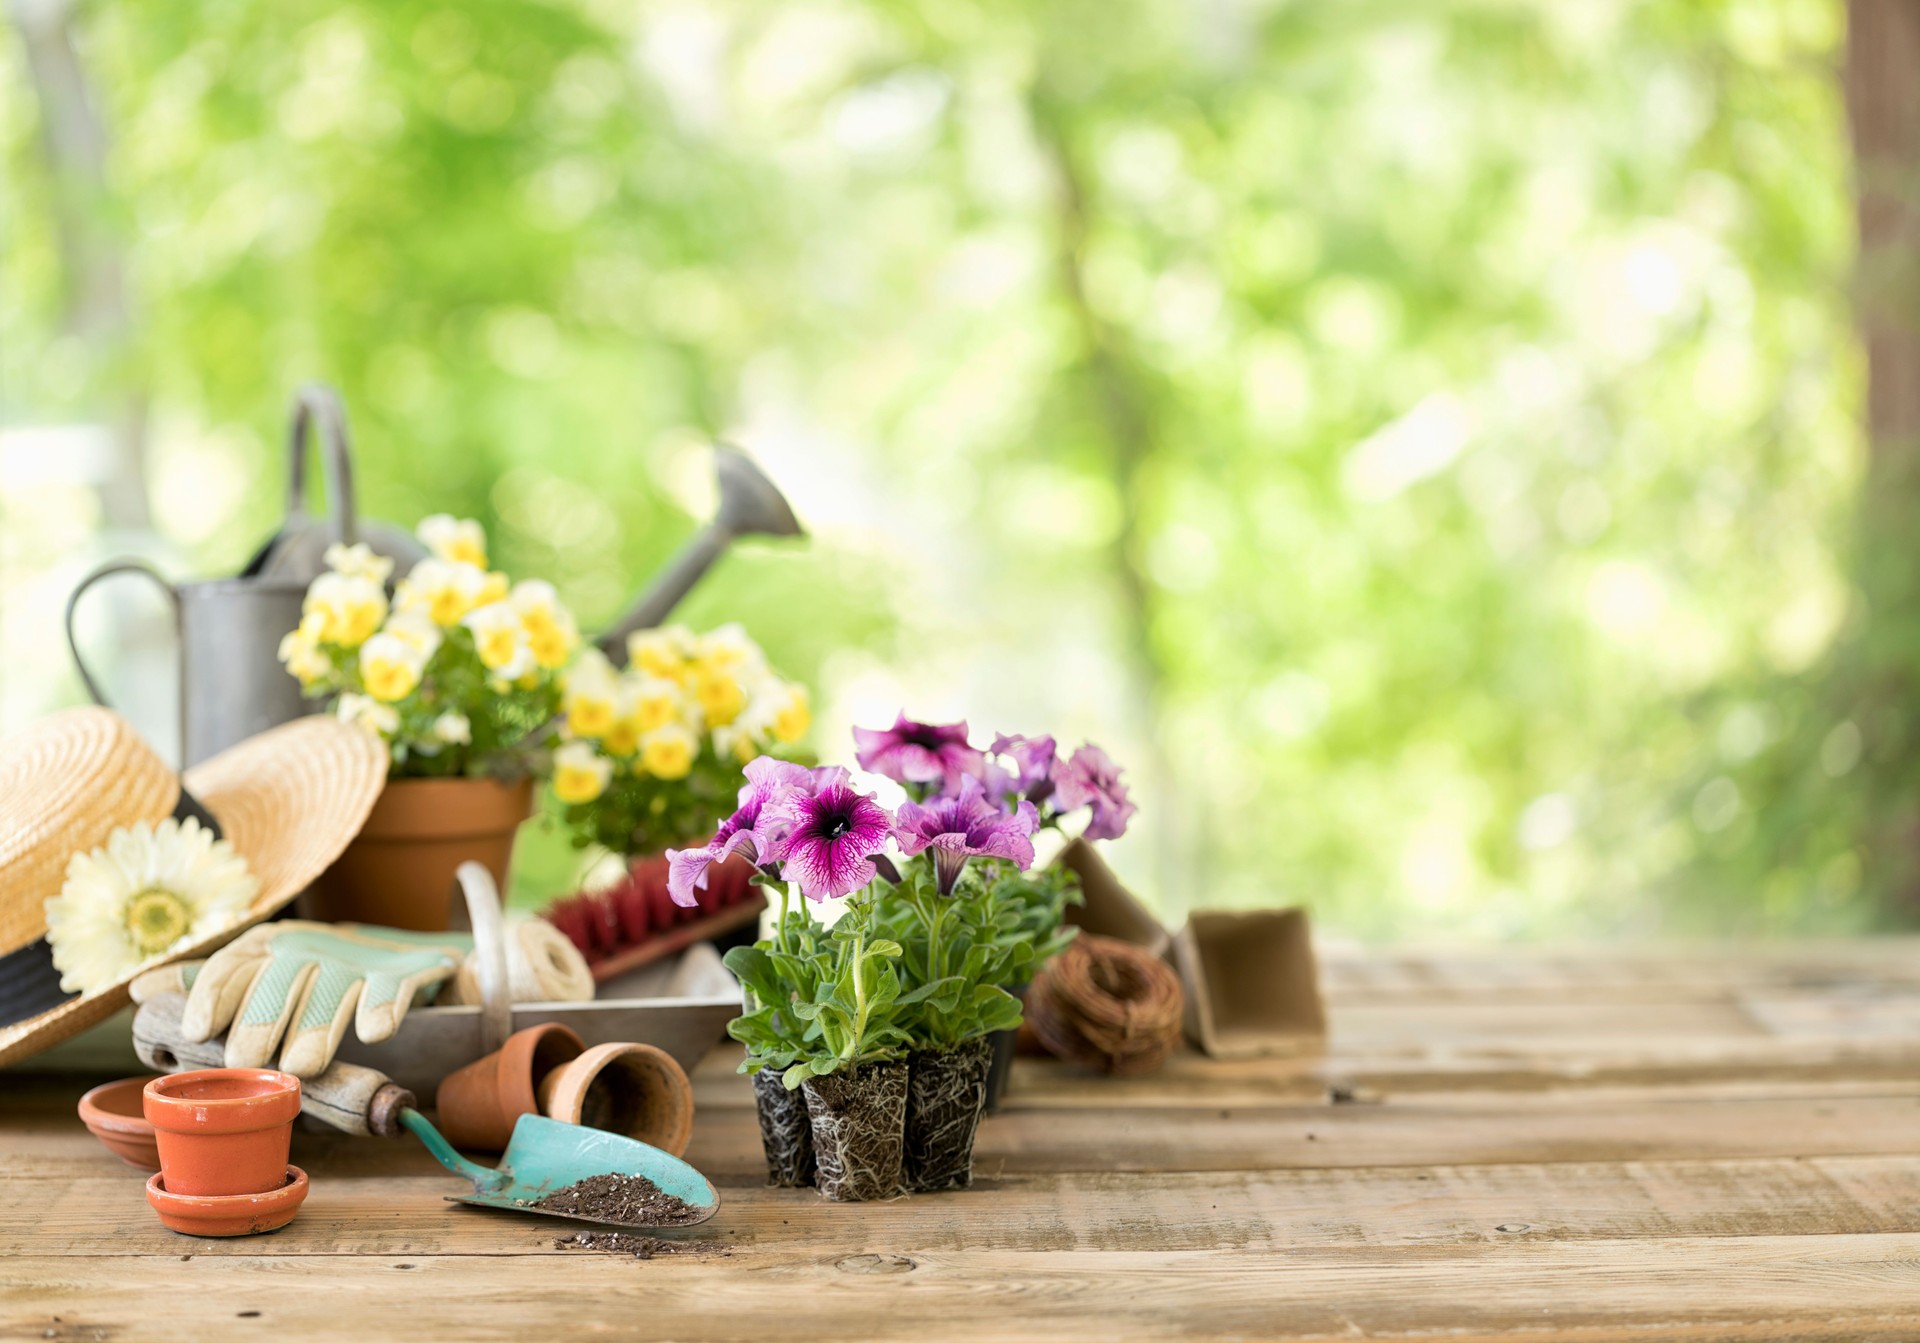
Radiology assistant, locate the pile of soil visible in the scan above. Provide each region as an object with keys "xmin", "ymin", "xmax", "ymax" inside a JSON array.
[
  {"xmin": 526, "ymin": 1173, "xmax": 706, "ymax": 1227},
  {"xmin": 552, "ymin": 1231, "xmax": 730, "ymax": 1261}
]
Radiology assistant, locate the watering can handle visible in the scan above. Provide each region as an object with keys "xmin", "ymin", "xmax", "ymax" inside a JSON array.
[
  {"xmin": 63, "ymin": 559, "xmax": 185, "ymax": 764},
  {"xmin": 285, "ymin": 384, "xmax": 358, "ymax": 547}
]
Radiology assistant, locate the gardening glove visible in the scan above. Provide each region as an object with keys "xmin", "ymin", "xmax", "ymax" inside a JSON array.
[{"xmin": 173, "ymin": 921, "xmax": 470, "ymax": 1077}]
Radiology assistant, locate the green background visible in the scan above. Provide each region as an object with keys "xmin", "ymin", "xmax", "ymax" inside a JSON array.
[{"xmin": 4, "ymin": 0, "xmax": 1890, "ymax": 938}]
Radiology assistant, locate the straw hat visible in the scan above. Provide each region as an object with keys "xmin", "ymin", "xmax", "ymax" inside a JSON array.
[{"xmin": 0, "ymin": 707, "xmax": 388, "ymax": 1067}]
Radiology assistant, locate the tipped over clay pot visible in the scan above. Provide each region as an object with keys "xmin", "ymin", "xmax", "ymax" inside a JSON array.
[
  {"xmin": 537, "ymin": 1041, "xmax": 694, "ymax": 1156},
  {"xmin": 147, "ymin": 1165, "xmax": 308, "ymax": 1237},
  {"xmin": 143, "ymin": 1069, "xmax": 302, "ymax": 1197},
  {"xmin": 435, "ymin": 1021, "xmax": 585, "ymax": 1152},
  {"xmin": 77, "ymin": 1076, "xmax": 163, "ymax": 1171}
]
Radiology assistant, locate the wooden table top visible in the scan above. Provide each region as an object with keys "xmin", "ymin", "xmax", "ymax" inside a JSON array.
[{"xmin": 6, "ymin": 940, "xmax": 1920, "ymax": 1341}]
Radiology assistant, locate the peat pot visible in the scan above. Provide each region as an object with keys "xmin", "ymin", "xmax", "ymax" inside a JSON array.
[
  {"xmin": 903, "ymin": 1037, "xmax": 993, "ymax": 1192},
  {"xmin": 752, "ymin": 1068, "xmax": 816, "ymax": 1188},
  {"xmin": 801, "ymin": 1060, "xmax": 906, "ymax": 1203}
]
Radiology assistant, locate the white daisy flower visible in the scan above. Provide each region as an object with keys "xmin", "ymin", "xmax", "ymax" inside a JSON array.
[{"xmin": 44, "ymin": 817, "xmax": 258, "ymax": 994}]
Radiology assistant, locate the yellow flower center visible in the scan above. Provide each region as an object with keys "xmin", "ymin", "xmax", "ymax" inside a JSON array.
[
  {"xmin": 694, "ymin": 671, "xmax": 745, "ymax": 727},
  {"xmin": 124, "ymin": 887, "xmax": 192, "ymax": 956},
  {"xmin": 641, "ymin": 734, "xmax": 695, "ymax": 780},
  {"xmin": 554, "ymin": 764, "xmax": 608, "ymax": 804},
  {"xmin": 364, "ymin": 658, "xmax": 420, "ymax": 703},
  {"xmin": 476, "ymin": 626, "xmax": 521, "ymax": 669}
]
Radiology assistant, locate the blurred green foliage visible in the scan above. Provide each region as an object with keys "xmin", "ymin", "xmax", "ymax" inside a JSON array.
[{"xmin": 1, "ymin": 0, "xmax": 1879, "ymax": 937}]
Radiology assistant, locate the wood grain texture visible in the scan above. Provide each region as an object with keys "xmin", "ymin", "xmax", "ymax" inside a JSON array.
[{"xmin": 8, "ymin": 943, "xmax": 1920, "ymax": 1341}]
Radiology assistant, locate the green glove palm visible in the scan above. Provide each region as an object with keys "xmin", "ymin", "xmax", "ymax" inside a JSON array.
[{"xmin": 177, "ymin": 921, "xmax": 471, "ymax": 1077}]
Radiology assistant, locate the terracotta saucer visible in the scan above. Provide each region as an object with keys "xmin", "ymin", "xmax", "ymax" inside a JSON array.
[
  {"xmin": 145, "ymin": 1165, "xmax": 309, "ymax": 1237},
  {"xmin": 77, "ymin": 1076, "xmax": 162, "ymax": 1171}
]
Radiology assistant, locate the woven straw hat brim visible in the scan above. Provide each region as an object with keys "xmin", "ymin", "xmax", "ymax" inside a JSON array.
[
  {"xmin": 0, "ymin": 714, "xmax": 389, "ymax": 1069},
  {"xmin": 0, "ymin": 708, "xmax": 179, "ymax": 953}
]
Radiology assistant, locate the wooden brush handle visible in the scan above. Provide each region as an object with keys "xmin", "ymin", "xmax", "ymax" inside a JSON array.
[{"xmin": 132, "ymin": 992, "xmax": 415, "ymax": 1137}]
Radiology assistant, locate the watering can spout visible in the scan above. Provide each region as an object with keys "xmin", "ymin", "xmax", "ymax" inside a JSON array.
[{"xmin": 598, "ymin": 445, "xmax": 804, "ymax": 663}]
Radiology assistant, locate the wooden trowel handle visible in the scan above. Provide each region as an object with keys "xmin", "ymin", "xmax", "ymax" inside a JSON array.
[{"xmin": 132, "ymin": 993, "xmax": 415, "ymax": 1138}]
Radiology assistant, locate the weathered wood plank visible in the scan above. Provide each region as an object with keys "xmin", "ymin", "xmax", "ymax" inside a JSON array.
[
  {"xmin": 10, "ymin": 1085, "xmax": 1920, "ymax": 1179},
  {"xmin": 6, "ymin": 1237, "xmax": 1920, "ymax": 1342},
  {"xmin": 6, "ymin": 1157, "xmax": 1920, "ymax": 1259}
]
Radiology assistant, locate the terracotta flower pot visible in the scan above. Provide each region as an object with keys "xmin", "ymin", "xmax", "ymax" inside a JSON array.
[
  {"xmin": 802, "ymin": 1059, "xmax": 907, "ymax": 1202},
  {"xmin": 435, "ymin": 1022, "xmax": 585, "ymax": 1153},
  {"xmin": 143, "ymin": 1069, "xmax": 301, "ymax": 1197},
  {"xmin": 903, "ymin": 1037, "xmax": 994, "ymax": 1192},
  {"xmin": 752, "ymin": 1068, "xmax": 815, "ymax": 1188},
  {"xmin": 537, "ymin": 1041, "xmax": 694, "ymax": 1156},
  {"xmin": 303, "ymin": 776, "xmax": 533, "ymax": 931},
  {"xmin": 77, "ymin": 1075, "xmax": 163, "ymax": 1171},
  {"xmin": 146, "ymin": 1165, "xmax": 309, "ymax": 1237}
]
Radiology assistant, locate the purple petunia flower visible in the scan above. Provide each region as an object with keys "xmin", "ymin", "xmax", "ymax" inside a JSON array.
[
  {"xmin": 1052, "ymin": 743, "xmax": 1138, "ymax": 841},
  {"xmin": 766, "ymin": 780, "xmax": 896, "ymax": 902},
  {"xmin": 989, "ymin": 732, "xmax": 1060, "ymax": 804},
  {"xmin": 666, "ymin": 756, "xmax": 814, "ymax": 907},
  {"xmin": 894, "ymin": 775, "xmax": 1040, "ymax": 895},
  {"xmin": 851, "ymin": 713, "xmax": 984, "ymax": 788}
]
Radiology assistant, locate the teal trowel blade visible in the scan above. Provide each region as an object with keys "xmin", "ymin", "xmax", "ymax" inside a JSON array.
[{"xmin": 399, "ymin": 1109, "xmax": 720, "ymax": 1228}]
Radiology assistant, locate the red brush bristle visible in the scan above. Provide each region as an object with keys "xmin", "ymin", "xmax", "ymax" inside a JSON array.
[
  {"xmin": 610, "ymin": 878, "xmax": 651, "ymax": 943},
  {"xmin": 540, "ymin": 853, "xmax": 762, "ymax": 963}
]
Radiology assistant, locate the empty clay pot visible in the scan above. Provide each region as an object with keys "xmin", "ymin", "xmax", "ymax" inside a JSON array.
[
  {"xmin": 77, "ymin": 1076, "xmax": 163, "ymax": 1171},
  {"xmin": 143, "ymin": 1069, "xmax": 302, "ymax": 1197},
  {"xmin": 435, "ymin": 1021, "xmax": 585, "ymax": 1152},
  {"xmin": 147, "ymin": 1165, "xmax": 308, "ymax": 1237},
  {"xmin": 537, "ymin": 1041, "xmax": 694, "ymax": 1156}
]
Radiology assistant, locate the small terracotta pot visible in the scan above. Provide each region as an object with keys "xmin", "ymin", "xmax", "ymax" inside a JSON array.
[
  {"xmin": 303, "ymin": 775, "xmax": 533, "ymax": 931},
  {"xmin": 147, "ymin": 1166, "xmax": 308, "ymax": 1237},
  {"xmin": 435, "ymin": 1021, "xmax": 585, "ymax": 1152},
  {"xmin": 78, "ymin": 1076, "xmax": 163, "ymax": 1171},
  {"xmin": 143, "ymin": 1070, "xmax": 302, "ymax": 1197},
  {"xmin": 537, "ymin": 1041, "xmax": 694, "ymax": 1156}
]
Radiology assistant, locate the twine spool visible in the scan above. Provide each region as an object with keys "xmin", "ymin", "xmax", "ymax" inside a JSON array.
[{"xmin": 1027, "ymin": 934, "xmax": 1184, "ymax": 1076}]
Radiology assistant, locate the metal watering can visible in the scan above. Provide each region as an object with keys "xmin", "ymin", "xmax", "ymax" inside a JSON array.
[
  {"xmin": 68, "ymin": 390, "xmax": 804, "ymax": 764},
  {"xmin": 65, "ymin": 386, "xmax": 425, "ymax": 767}
]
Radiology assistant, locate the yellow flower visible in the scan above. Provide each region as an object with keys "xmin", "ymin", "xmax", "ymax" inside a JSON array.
[
  {"xmin": 694, "ymin": 623, "xmax": 766, "ymax": 677},
  {"xmin": 562, "ymin": 650, "xmax": 620, "ymax": 738},
  {"xmin": 303, "ymin": 573, "xmax": 387, "ymax": 649},
  {"xmin": 359, "ymin": 633, "xmax": 424, "ymax": 703},
  {"xmin": 770, "ymin": 684, "xmax": 810, "ymax": 744},
  {"xmin": 277, "ymin": 622, "xmax": 329, "ymax": 688},
  {"xmin": 336, "ymin": 692, "xmax": 400, "ymax": 738},
  {"xmin": 480, "ymin": 571, "xmax": 511, "ymax": 606},
  {"xmin": 323, "ymin": 542, "xmax": 395, "ymax": 585},
  {"xmin": 417, "ymin": 514, "xmax": 488, "ymax": 567},
  {"xmin": 512, "ymin": 580, "xmax": 579, "ymax": 670},
  {"xmin": 383, "ymin": 610, "xmax": 444, "ymax": 662},
  {"xmin": 692, "ymin": 667, "xmax": 746, "ymax": 727},
  {"xmin": 395, "ymin": 558, "xmax": 490, "ymax": 627},
  {"xmin": 461, "ymin": 601, "xmax": 534, "ymax": 679},
  {"xmin": 638, "ymin": 723, "xmax": 697, "ymax": 780},
  {"xmin": 629, "ymin": 677, "xmax": 683, "ymax": 733},
  {"xmin": 601, "ymin": 721, "xmax": 641, "ymax": 757},
  {"xmin": 627, "ymin": 626, "xmax": 695, "ymax": 684},
  {"xmin": 552, "ymin": 740, "xmax": 612, "ymax": 804}
]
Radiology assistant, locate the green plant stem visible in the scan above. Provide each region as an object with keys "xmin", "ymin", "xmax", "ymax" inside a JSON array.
[{"xmin": 843, "ymin": 927, "xmax": 867, "ymax": 1061}]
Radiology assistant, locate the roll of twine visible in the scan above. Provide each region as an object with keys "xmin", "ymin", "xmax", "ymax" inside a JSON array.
[{"xmin": 1027, "ymin": 934, "xmax": 1184, "ymax": 1076}]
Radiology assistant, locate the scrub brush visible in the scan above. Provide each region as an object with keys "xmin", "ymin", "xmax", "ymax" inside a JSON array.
[{"xmin": 543, "ymin": 853, "xmax": 764, "ymax": 984}]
